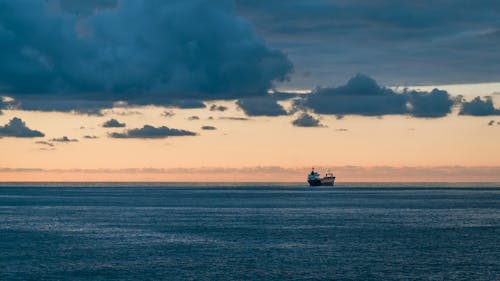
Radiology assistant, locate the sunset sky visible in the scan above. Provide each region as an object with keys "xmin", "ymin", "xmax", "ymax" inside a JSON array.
[{"xmin": 1, "ymin": 0, "xmax": 500, "ymax": 182}]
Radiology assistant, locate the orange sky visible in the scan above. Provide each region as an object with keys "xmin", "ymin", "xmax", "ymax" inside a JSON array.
[{"xmin": 1, "ymin": 83, "xmax": 499, "ymax": 182}]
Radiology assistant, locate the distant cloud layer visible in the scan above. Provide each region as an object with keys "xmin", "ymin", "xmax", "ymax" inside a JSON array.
[
  {"xmin": 110, "ymin": 125, "xmax": 196, "ymax": 139},
  {"xmin": 295, "ymin": 74, "xmax": 455, "ymax": 118},
  {"xmin": 0, "ymin": 117, "xmax": 44, "ymax": 138},
  {"xmin": 102, "ymin": 119, "xmax": 126, "ymax": 128},
  {"xmin": 0, "ymin": 0, "xmax": 292, "ymax": 109}
]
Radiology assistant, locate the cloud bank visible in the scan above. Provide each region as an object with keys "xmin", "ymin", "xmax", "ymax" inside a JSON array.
[
  {"xmin": 0, "ymin": 117, "xmax": 44, "ymax": 138},
  {"xmin": 459, "ymin": 96, "xmax": 500, "ymax": 116},
  {"xmin": 0, "ymin": 0, "xmax": 292, "ymax": 109},
  {"xmin": 295, "ymin": 74, "xmax": 455, "ymax": 118},
  {"xmin": 110, "ymin": 125, "xmax": 196, "ymax": 139}
]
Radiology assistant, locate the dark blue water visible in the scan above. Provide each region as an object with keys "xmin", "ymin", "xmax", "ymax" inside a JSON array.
[{"xmin": 1, "ymin": 184, "xmax": 499, "ymax": 280}]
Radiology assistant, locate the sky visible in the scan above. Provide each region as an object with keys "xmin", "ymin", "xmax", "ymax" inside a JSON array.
[{"xmin": 1, "ymin": 0, "xmax": 500, "ymax": 182}]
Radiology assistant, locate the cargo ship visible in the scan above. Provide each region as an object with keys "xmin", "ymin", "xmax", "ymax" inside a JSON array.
[{"xmin": 307, "ymin": 168, "xmax": 335, "ymax": 186}]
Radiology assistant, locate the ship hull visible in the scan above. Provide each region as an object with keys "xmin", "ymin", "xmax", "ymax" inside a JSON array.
[{"xmin": 308, "ymin": 177, "xmax": 335, "ymax": 187}]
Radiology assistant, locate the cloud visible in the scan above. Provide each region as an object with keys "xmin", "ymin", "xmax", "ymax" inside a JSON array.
[
  {"xmin": 162, "ymin": 110, "xmax": 175, "ymax": 118},
  {"xmin": 10, "ymin": 98, "xmax": 108, "ymax": 115},
  {"xmin": 187, "ymin": 116, "xmax": 200, "ymax": 121},
  {"xmin": 0, "ymin": 96, "xmax": 17, "ymax": 114},
  {"xmin": 406, "ymin": 89, "xmax": 456, "ymax": 118},
  {"xmin": 51, "ymin": 136, "xmax": 78, "ymax": 142},
  {"xmin": 55, "ymin": 0, "xmax": 118, "ymax": 15},
  {"xmin": 459, "ymin": 96, "xmax": 500, "ymax": 116},
  {"xmin": 236, "ymin": 1, "xmax": 500, "ymax": 87},
  {"xmin": 35, "ymin": 141, "xmax": 54, "ymax": 147},
  {"xmin": 107, "ymin": 109, "xmax": 142, "ymax": 116},
  {"xmin": 219, "ymin": 117, "xmax": 250, "ymax": 121},
  {"xmin": 0, "ymin": 117, "xmax": 44, "ymax": 138},
  {"xmin": 109, "ymin": 125, "xmax": 196, "ymax": 139},
  {"xmin": 209, "ymin": 104, "xmax": 228, "ymax": 112},
  {"xmin": 0, "ymin": 0, "xmax": 292, "ymax": 110},
  {"xmin": 295, "ymin": 74, "xmax": 455, "ymax": 118},
  {"xmin": 201, "ymin": 125, "xmax": 217, "ymax": 130},
  {"xmin": 160, "ymin": 100, "xmax": 207, "ymax": 109},
  {"xmin": 83, "ymin": 135, "xmax": 98, "ymax": 139},
  {"xmin": 0, "ymin": 99, "xmax": 6, "ymax": 115},
  {"xmin": 271, "ymin": 91, "xmax": 306, "ymax": 101},
  {"xmin": 102, "ymin": 118, "xmax": 126, "ymax": 128},
  {"xmin": 292, "ymin": 113, "xmax": 323, "ymax": 127},
  {"xmin": 236, "ymin": 96, "xmax": 288, "ymax": 116}
]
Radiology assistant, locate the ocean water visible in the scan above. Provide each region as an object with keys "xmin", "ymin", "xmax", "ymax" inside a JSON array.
[{"xmin": 0, "ymin": 183, "xmax": 499, "ymax": 280}]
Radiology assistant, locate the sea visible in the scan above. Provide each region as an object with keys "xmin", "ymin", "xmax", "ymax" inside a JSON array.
[{"xmin": 0, "ymin": 183, "xmax": 499, "ymax": 281}]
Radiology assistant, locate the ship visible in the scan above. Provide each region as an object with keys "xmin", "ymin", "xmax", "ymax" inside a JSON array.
[{"xmin": 307, "ymin": 168, "xmax": 335, "ymax": 186}]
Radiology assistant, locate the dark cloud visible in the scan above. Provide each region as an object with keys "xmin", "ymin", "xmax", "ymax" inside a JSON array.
[
  {"xmin": 271, "ymin": 91, "xmax": 306, "ymax": 101},
  {"xmin": 0, "ymin": 0, "xmax": 292, "ymax": 110},
  {"xmin": 35, "ymin": 141, "xmax": 54, "ymax": 147},
  {"xmin": 55, "ymin": 0, "xmax": 118, "ymax": 15},
  {"xmin": 9, "ymin": 97, "xmax": 108, "ymax": 115},
  {"xmin": 187, "ymin": 116, "xmax": 200, "ymax": 121},
  {"xmin": 109, "ymin": 125, "xmax": 196, "ymax": 139},
  {"xmin": 201, "ymin": 125, "xmax": 217, "ymax": 130},
  {"xmin": 160, "ymin": 100, "xmax": 207, "ymax": 109},
  {"xmin": 295, "ymin": 74, "xmax": 455, "ymax": 118},
  {"xmin": 210, "ymin": 104, "xmax": 228, "ymax": 112},
  {"xmin": 407, "ymin": 89, "xmax": 455, "ymax": 118},
  {"xmin": 236, "ymin": 0, "xmax": 500, "ymax": 87},
  {"xmin": 459, "ymin": 96, "xmax": 500, "ymax": 116},
  {"xmin": 236, "ymin": 96, "xmax": 288, "ymax": 116},
  {"xmin": 83, "ymin": 135, "xmax": 98, "ymax": 139},
  {"xmin": 292, "ymin": 113, "xmax": 323, "ymax": 127},
  {"xmin": 162, "ymin": 110, "xmax": 175, "ymax": 118},
  {"xmin": 0, "ymin": 117, "xmax": 44, "ymax": 138},
  {"xmin": 51, "ymin": 136, "xmax": 78, "ymax": 143},
  {"xmin": 102, "ymin": 118, "xmax": 126, "ymax": 128},
  {"xmin": 219, "ymin": 117, "xmax": 250, "ymax": 121}
]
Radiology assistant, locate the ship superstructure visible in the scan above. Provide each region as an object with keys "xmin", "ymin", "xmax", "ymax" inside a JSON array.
[{"xmin": 307, "ymin": 168, "xmax": 335, "ymax": 186}]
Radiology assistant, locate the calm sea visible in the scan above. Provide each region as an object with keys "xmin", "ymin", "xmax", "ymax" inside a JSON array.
[{"xmin": 0, "ymin": 183, "xmax": 499, "ymax": 280}]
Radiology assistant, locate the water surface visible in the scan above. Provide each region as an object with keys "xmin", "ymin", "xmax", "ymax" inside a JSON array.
[{"xmin": 1, "ymin": 184, "xmax": 499, "ymax": 280}]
